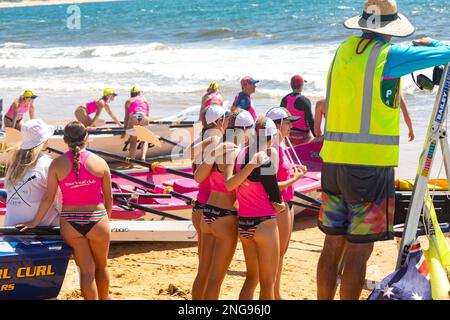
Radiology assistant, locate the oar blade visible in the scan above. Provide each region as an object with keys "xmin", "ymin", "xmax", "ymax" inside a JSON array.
[{"xmin": 134, "ymin": 125, "xmax": 162, "ymax": 147}]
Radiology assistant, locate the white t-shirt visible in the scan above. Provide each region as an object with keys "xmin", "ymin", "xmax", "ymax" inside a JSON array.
[{"xmin": 4, "ymin": 154, "xmax": 61, "ymax": 226}]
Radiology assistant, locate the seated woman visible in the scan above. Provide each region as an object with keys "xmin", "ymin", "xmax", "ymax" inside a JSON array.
[
  {"xmin": 75, "ymin": 89, "xmax": 122, "ymax": 127},
  {"xmin": 4, "ymin": 119, "xmax": 60, "ymax": 226}
]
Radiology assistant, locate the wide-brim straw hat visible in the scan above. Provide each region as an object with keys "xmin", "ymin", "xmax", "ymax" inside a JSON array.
[{"xmin": 344, "ymin": 0, "xmax": 415, "ymax": 38}]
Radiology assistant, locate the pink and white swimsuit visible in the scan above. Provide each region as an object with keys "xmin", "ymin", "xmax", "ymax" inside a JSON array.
[{"xmin": 5, "ymin": 100, "xmax": 30, "ymax": 121}]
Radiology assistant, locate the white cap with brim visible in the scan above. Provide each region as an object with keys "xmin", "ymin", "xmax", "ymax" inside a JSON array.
[
  {"xmin": 232, "ymin": 110, "xmax": 254, "ymax": 128},
  {"xmin": 266, "ymin": 107, "xmax": 300, "ymax": 122},
  {"xmin": 256, "ymin": 116, "xmax": 278, "ymax": 137},
  {"xmin": 344, "ymin": 0, "xmax": 415, "ymax": 38},
  {"xmin": 20, "ymin": 119, "xmax": 54, "ymax": 150},
  {"xmin": 204, "ymin": 105, "xmax": 226, "ymax": 125}
]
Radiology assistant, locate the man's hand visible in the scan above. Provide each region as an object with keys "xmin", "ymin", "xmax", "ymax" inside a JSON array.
[{"xmin": 412, "ymin": 37, "xmax": 434, "ymax": 47}]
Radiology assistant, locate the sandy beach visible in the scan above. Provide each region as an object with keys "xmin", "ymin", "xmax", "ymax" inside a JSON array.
[
  {"xmin": 58, "ymin": 214, "xmax": 400, "ymax": 300},
  {"xmin": 0, "ymin": 0, "xmax": 117, "ymax": 8}
]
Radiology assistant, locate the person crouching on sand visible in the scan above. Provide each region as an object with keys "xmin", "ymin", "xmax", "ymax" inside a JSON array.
[
  {"xmin": 225, "ymin": 116, "xmax": 286, "ymax": 300},
  {"xmin": 193, "ymin": 110, "xmax": 254, "ymax": 300},
  {"xmin": 4, "ymin": 90, "xmax": 36, "ymax": 130},
  {"xmin": 4, "ymin": 119, "xmax": 60, "ymax": 227},
  {"xmin": 17, "ymin": 121, "xmax": 113, "ymax": 300},
  {"xmin": 124, "ymin": 86, "xmax": 151, "ymax": 161},
  {"xmin": 75, "ymin": 88, "xmax": 122, "ymax": 127}
]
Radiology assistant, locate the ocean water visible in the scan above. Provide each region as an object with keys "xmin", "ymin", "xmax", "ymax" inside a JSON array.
[{"xmin": 0, "ymin": 0, "xmax": 450, "ymax": 177}]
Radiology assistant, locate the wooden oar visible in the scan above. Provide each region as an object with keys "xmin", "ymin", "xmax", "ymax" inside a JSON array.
[{"xmin": 86, "ymin": 147, "xmax": 194, "ymax": 179}]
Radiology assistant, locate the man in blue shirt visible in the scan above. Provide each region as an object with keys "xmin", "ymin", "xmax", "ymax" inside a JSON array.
[
  {"xmin": 317, "ymin": 0, "xmax": 450, "ymax": 301},
  {"xmin": 231, "ymin": 76, "xmax": 259, "ymax": 120}
]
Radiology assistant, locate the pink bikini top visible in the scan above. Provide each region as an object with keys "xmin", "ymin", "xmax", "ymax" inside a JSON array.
[{"xmin": 58, "ymin": 150, "xmax": 103, "ymax": 207}]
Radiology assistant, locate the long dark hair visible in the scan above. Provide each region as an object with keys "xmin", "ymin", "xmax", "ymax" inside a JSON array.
[{"xmin": 63, "ymin": 121, "xmax": 87, "ymax": 181}]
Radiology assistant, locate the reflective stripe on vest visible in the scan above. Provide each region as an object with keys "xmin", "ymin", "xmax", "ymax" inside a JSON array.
[{"xmin": 320, "ymin": 36, "xmax": 400, "ymax": 167}]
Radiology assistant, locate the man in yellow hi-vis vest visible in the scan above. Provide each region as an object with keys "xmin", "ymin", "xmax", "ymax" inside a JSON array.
[{"xmin": 316, "ymin": 0, "xmax": 450, "ymax": 300}]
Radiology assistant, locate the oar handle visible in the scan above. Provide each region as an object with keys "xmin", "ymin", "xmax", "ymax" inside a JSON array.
[
  {"xmin": 47, "ymin": 147, "xmax": 63, "ymax": 155},
  {"xmin": 290, "ymin": 200, "xmax": 320, "ymax": 212},
  {"xmin": 294, "ymin": 191, "xmax": 321, "ymax": 206},
  {"xmin": 152, "ymin": 165, "xmax": 194, "ymax": 179}
]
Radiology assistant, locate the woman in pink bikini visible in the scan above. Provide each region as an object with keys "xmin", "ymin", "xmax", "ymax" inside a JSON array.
[
  {"xmin": 75, "ymin": 88, "xmax": 122, "ymax": 127},
  {"xmin": 123, "ymin": 86, "xmax": 150, "ymax": 160},
  {"xmin": 266, "ymin": 107, "xmax": 307, "ymax": 299},
  {"xmin": 17, "ymin": 121, "xmax": 113, "ymax": 300},
  {"xmin": 4, "ymin": 90, "xmax": 36, "ymax": 130},
  {"xmin": 188, "ymin": 105, "xmax": 227, "ymax": 300},
  {"xmin": 193, "ymin": 110, "xmax": 254, "ymax": 300},
  {"xmin": 225, "ymin": 116, "xmax": 286, "ymax": 300}
]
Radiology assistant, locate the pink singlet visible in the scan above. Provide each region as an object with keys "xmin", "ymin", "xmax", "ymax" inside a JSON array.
[
  {"xmin": 129, "ymin": 97, "xmax": 149, "ymax": 118},
  {"xmin": 286, "ymin": 94, "xmax": 308, "ymax": 131},
  {"xmin": 6, "ymin": 100, "xmax": 30, "ymax": 120},
  {"xmin": 58, "ymin": 150, "xmax": 103, "ymax": 207},
  {"xmin": 84, "ymin": 100, "xmax": 99, "ymax": 115},
  {"xmin": 234, "ymin": 147, "xmax": 276, "ymax": 217},
  {"xmin": 209, "ymin": 167, "xmax": 233, "ymax": 194}
]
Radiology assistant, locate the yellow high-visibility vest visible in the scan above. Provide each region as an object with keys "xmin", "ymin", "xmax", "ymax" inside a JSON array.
[{"xmin": 320, "ymin": 36, "xmax": 400, "ymax": 166}]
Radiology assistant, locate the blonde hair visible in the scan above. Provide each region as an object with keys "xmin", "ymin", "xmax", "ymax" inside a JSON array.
[
  {"xmin": 5, "ymin": 144, "xmax": 45, "ymax": 187},
  {"xmin": 63, "ymin": 121, "xmax": 87, "ymax": 181}
]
